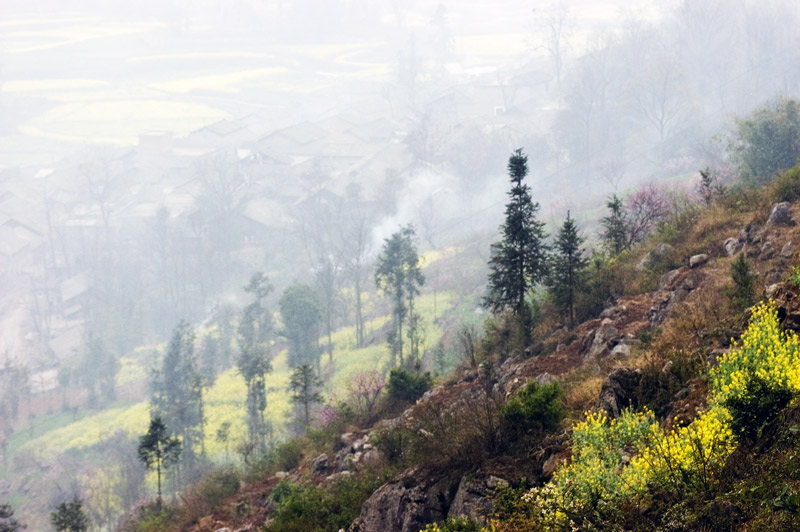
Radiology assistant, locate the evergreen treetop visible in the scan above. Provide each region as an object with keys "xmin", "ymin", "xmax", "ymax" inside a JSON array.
[{"xmin": 485, "ymin": 149, "xmax": 548, "ymax": 317}]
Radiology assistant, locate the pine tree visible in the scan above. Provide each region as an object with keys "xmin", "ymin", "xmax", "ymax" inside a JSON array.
[
  {"xmin": 729, "ymin": 253, "xmax": 756, "ymax": 312},
  {"xmin": 600, "ymin": 194, "xmax": 628, "ymax": 255},
  {"xmin": 288, "ymin": 364, "xmax": 323, "ymax": 430},
  {"xmin": 279, "ymin": 283, "xmax": 323, "ymax": 371},
  {"xmin": 137, "ymin": 416, "xmax": 181, "ymax": 509},
  {"xmin": 548, "ymin": 211, "xmax": 589, "ymax": 327},
  {"xmin": 0, "ymin": 503, "xmax": 23, "ymax": 532},
  {"xmin": 236, "ymin": 273, "xmax": 274, "ymax": 451},
  {"xmin": 50, "ymin": 497, "xmax": 89, "ymax": 532},
  {"xmin": 375, "ymin": 225, "xmax": 425, "ymax": 367},
  {"xmin": 484, "ymin": 149, "xmax": 548, "ymax": 341},
  {"xmin": 150, "ymin": 321, "xmax": 204, "ymax": 479}
]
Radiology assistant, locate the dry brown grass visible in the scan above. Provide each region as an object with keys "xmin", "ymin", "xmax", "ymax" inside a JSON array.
[{"xmin": 562, "ymin": 373, "xmax": 604, "ymax": 416}]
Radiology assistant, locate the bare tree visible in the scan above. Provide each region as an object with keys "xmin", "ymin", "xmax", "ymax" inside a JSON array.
[
  {"xmin": 625, "ymin": 184, "xmax": 670, "ymax": 247},
  {"xmin": 535, "ymin": 3, "xmax": 574, "ymax": 91}
]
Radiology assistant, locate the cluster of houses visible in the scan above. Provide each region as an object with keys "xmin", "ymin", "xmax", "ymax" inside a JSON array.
[{"xmin": 0, "ymin": 64, "xmax": 551, "ymax": 408}]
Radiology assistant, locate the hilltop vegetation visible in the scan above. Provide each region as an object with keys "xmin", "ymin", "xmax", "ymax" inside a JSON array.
[{"xmin": 98, "ymin": 96, "xmax": 800, "ymax": 532}]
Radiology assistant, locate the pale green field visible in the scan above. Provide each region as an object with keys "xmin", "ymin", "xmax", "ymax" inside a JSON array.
[{"xmin": 16, "ymin": 291, "xmax": 456, "ymax": 465}]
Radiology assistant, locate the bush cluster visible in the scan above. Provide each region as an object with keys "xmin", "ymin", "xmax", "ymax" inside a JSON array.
[
  {"xmin": 386, "ymin": 368, "xmax": 430, "ymax": 404},
  {"xmin": 500, "ymin": 381, "xmax": 565, "ymax": 445},
  {"xmin": 265, "ymin": 476, "xmax": 381, "ymax": 532}
]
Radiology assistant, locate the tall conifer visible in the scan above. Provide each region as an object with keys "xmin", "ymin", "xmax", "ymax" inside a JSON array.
[{"xmin": 485, "ymin": 149, "xmax": 548, "ymax": 340}]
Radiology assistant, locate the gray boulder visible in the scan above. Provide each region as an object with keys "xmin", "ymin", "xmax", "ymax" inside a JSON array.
[
  {"xmin": 598, "ymin": 368, "xmax": 642, "ymax": 418},
  {"xmin": 724, "ymin": 237, "xmax": 743, "ymax": 257},
  {"xmin": 689, "ymin": 254, "xmax": 709, "ymax": 268},
  {"xmin": 767, "ymin": 202, "xmax": 793, "ymax": 226},
  {"xmin": 348, "ymin": 467, "xmax": 461, "ymax": 532}
]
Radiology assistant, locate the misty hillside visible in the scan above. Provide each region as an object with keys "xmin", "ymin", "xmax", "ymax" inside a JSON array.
[{"xmin": 2, "ymin": 0, "xmax": 800, "ymax": 530}]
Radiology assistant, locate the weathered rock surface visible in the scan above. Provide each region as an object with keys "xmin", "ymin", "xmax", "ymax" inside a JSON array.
[
  {"xmin": 312, "ymin": 453, "xmax": 329, "ymax": 475},
  {"xmin": 766, "ymin": 283, "xmax": 800, "ymax": 332},
  {"xmin": 724, "ymin": 237, "xmax": 743, "ymax": 256},
  {"xmin": 648, "ymin": 275, "xmax": 695, "ymax": 326},
  {"xmin": 348, "ymin": 467, "xmax": 461, "ymax": 532},
  {"xmin": 447, "ymin": 475, "xmax": 497, "ymax": 523},
  {"xmin": 767, "ymin": 202, "xmax": 794, "ymax": 226},
  {"xmin": 689, "ymin": 254, "xmax": 709, "ymax": 268},
  {"xmin": 598, "ymin": 368, "xmax": 642, "ymax": 418},
  {"xmin": 781, "ymin": 241, "xmax": 795, "ymax": 258},
  {"xmin": 584, "ymin": 319, "xmax": 620, "ymax": 359},
  {"xmin": 759, "ymin": 240, "xmax": 776, "ymax": 261}
]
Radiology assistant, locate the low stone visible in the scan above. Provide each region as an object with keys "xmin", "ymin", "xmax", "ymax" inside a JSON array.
[
  {"xmin": 689, "ymin": 254, "xmax": 709, "ymax": 268},
  {"xmin": 759, "ymin": 241, "xmax": 776, "ymax": 261},
  {"xmin": 486, "ymin": 476, "xmax": 509, "ymax": 489},
  {"xmin": 610, "ymin": 343, "xmax": 631, "ymax": 357},
  {"xmin": 767, "ymin": 202, "xmax": 793, "ymax": 226},
  {"xmin": 781, "ymin": 241, "xmax": 795, "ymax": 258},
  {"xmin": 724, "ymin": 237, "xmax": 742, "ymax": 256},
  {"xmin": 542, "ymin": 453, "xmax": 567, "ymax": 479}
]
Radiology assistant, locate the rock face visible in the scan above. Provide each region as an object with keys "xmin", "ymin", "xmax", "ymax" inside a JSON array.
[
  {"xmin": 333, "ymin": 433, "xmax": 379, "ymax": 472},
  {"xmin": 767, "ymin": 283, "xmax": 800, "ymax": 332},
  {"xmin": 348, "ymin": 467, "xmax": 461, "ymax": 532},
  {"xmin": 648, "ymin": 275, "xmax": 695, "ymax": 326},
  {"xmin": 447, "ymin": 475, "xmax": 497, "ymax": 523},
  {"xmin": 767, "ymin": 202, "xmax": 794, "ymax": 226},
  {"xmin": 584, "ymin": 319, "xmax": 619, "ymax": 359},
  {"xmin": 598, "ymin": 368, "xmax": 642, "ymax": 418}
]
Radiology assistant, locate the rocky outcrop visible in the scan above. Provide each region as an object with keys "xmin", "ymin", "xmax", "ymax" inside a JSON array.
[
  {"xmin": 598, "ymin": 368, "xmax": 642, "ymax": 418},
  {"xmin": 767, "ymin": 202, "xmax": 794, "ymax": 226},
  {"xmin": 583, "ymin": 318, "xmax": 619, "ymax": 359},
  {"xmin": 333, "ymin": 432, "xmax": 380, "ymax": 472},
  {"xmin": 447, "ymin": 474, "xmax": 505, "ymax": 523},
  {"xmin": 348, "ymin": 466, "xmax": 461, "ymax": 532},
  {"xmin": 648, "ymin": 273, "xmax": 696, "ymax": 326},
  {"xmin": 766, "ymin": 283, "xmax": 800, "ymax": 332}
]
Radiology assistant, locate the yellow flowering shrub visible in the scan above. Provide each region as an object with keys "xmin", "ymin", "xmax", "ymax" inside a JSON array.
[
  {"xmin": 521, "ymin": 301, "xmax": 800, "ymax": 529},
  {"xmin": 710, "ymin": 301, "xmax": 800, "ymax": 402}
]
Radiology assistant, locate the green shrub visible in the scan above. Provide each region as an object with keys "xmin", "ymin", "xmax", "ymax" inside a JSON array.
[
  {"xmin": 246, "ymin": 439, "xmax": 305, "ymax": 481},
  {"xmin": 265, "ymin": 476, "xmax": 381, "ymax": 532},
  {"xmin": 372, "ymin": 427, "xmax": 409, "ymax": 464},
  {"xmin": 271, "ymin": 439, "xmax": 304, "ymax": 471},
  {"xmin": 728, "ymin": 254, "xmax": 756, "ymax": 312},
  {"xmin": 730, "ymin": 97, "xmax": 800, "ymax": 183},
  {"xmin": 773, "ymin": 163, "xmax": 800, "ymax": 202},
  {"xmin": 722, "ymin": 373, "xmax": 793, "ymax": 441},
  {"xmin": 197, "ymin": 467, "xmax": 240, "ymax": 510},
  {"xmin": 500, "ymin": 381, "xmax": 565, "ymax": 444},
  {"xmin": 386, "ymin": 368, "xmax": 430, "ymax": 404}
]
